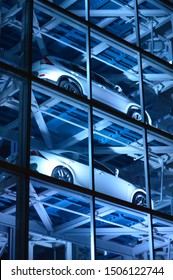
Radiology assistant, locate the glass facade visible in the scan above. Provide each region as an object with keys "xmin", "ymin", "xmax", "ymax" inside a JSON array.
[{"xmin": 0, "ymin": 0, "xmax": 173, "ymax": 260}]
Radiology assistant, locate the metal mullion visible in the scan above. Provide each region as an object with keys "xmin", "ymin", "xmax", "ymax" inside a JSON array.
[
  {"xmin": 86, "ymin": 0, "xmax": 96, "ymax": 260},
  {"xmin": 134, "ymin": 0, "xmax": 140, "ymax": 48},
  {"xmin": 136, "ymin": 0, "xmax": 146, "ymax": 127},
  {"xmin": 0, "ymin": 0, "xmax": 2, "ymax": 39},
  {"xmin": 9, "ymin": 227, "xmax": 16, "ymax": 260},
  {"xmin": 143, "ymin": 127, "xmax": 154, "ymax": 259},
  {"xmin": 15, "ymin": 0, "xmax": 33, "ymax": 260},
  {"xmin": 148, "ymin": 213, "xmax": 154, "ymax": 260},
  {"xmin": 136, "ymin": 0, "xmax": 154, "ymax": 255}
]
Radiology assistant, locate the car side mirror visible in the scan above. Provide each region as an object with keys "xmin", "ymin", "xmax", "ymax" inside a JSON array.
[{"xmin": 115, "ymin": 168, "xmax": 119, "ymax": 177}]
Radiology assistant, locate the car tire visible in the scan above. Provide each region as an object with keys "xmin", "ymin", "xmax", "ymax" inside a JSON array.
[
  {"xmin": 52, "ymin": 166, "xmax": 73, "ymax": 183},
  {"xmin": 59, "ymin": 79, "xmax": 82, "ymax": 95},
  {"xmin": 132, "ymin": 192, "xmax": 146, "ymax": 207}
]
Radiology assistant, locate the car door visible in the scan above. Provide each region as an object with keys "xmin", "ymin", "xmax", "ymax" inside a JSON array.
[
  {"xmin": 94, "ymin": 161, "xmax": 130, "ymax": 202},
  {"xmin": 59, "ymin": 152, "xmax": 91, "ymax": 189},
  {"xmin": 91, "ymin": 73, "xmax": 130, "ymax": 113}
]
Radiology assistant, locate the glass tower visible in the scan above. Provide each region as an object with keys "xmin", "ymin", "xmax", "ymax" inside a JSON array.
[{"xmin": 0, "ymin": 0, "xmax": 173, "ymax": 260}]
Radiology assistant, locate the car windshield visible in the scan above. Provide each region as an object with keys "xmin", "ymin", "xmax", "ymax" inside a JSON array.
[{"xmin": 59, "ymin": 152, "xmax": 114, "ymax": 175}]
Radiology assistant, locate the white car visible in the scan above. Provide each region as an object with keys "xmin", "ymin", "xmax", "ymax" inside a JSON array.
[
  {"xmin": 32, "ymin": 56, "xmax": 152, "ymax": 124},
  {"xmin": 30, "ymin": 149, "xmax": 148, "ymax": 207}
]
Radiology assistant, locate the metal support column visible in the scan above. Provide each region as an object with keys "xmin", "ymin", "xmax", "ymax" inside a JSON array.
[
  {"xmin": 8, "ymin": 227, "xmax": 16, "ymax": 260},
  {"xmin": 86, "ymin": 0, "xmax": 96, "ymax": 260},
  {"xmin": 15, "ymin": 0, "xmax": 33, "ymax": 260}
]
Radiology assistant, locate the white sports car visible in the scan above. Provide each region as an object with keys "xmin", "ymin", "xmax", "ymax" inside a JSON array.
[
  {"xmin": 32, "ymin": 56, "xmax": 152, "ymax": 125},
  {"xmin": 30, "ymin": 150, "xmax": 148, "ymax": 207}
]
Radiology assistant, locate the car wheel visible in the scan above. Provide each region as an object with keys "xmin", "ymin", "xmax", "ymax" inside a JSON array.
[
  {"xmin": 52, "ymin": 166, "xmax": 73, "ymax": 183},
  {"xmin": 132, "ymin": 192, "xmax": 146, "ymax": 207},
  {"xmin": 59, "ymin": 79, "xmax": 82, "ymax": 95}
]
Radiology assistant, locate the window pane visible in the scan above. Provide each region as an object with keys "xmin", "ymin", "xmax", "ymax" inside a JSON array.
[
  {"xmin": 93, "ymin": 108, "xmax": 151, "ymax": 209},
  {"xmin": 30, "ymin": 82, "xmax": 90, "ymax": 189},
  {"xmin": 138, "ymin": 0, "xmax": 173, "ymax": 63},
  {"xmin": 147, "ymin": 130, "xmax": 173, "ymax": 215},
  {"xmin": 95, "ymin": 199, "xmax": 151, "ymax": 260},
  {"xmin": 90, "ymin": 31, "xmax": 151, "ymax": 125},
  {"xmin": 0, "ymin": 69, "xmax": 23, "ymax": 166},
  {"xmin": 152, "ymin": 216, "xmax": 173, "ymax": 260},
  {"xmin": 32, "ymin": 1, "xmax": 88, "ymax": 97},
  {"xmin": 0, "ymin": 170, "xmax": 18, "ymax": 259},
  {"xmin": 46, "ymin": 0, "xmax": 86, "ymax": 19},
  {"xmin": 29, "ymin": 178, "xmax": 92, "ymax": 260},
  {"xmin": 142, "ymin": 56, "xmax": 173, "ymax": 133},
  {"xmin": 0, "ymin": 0, "xmax": 30, "ymax": 69},
  {"xmin": 89, "ymin": 0, "xmax": 136, "ymax": 43}
]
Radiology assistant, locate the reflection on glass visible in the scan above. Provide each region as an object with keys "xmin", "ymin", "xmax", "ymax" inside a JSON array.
[
  {"xmin": 93, "ymin": 108, "xmax": 150, "ymax": 208},
  {"xmin": 142, "ymin": 56, "xmax": 173, "ymax": 134},
  {"xmin": 95, "ymin": 199, "xmax": 150, "ymax": 260},
  {"xmin": 30, "ymin": 82, "xmax": 90, "ymax": 189},
  {"xmin": 147, "ymin": 130, "xmax": 173, "ymax": 215},
  {"xmin": 152, "ymin": 216, "xmax": 173, "ymax": 260},
  {"xmin": 0, "ymin": 170, "xmax": 17, "ymax": 259},
  {"xmin": 138, "ymin": 0, "xmax": 173, "ymax": 63},
  {"xmin": 29, "ymin": 179, "xmax": 91, "ymax": 260},
  {"xmin": 0, "ymin": 69, "xmax": 21, "ymax": 166}
]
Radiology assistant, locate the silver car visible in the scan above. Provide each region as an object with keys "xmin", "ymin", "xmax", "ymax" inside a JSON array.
[
  {"xmin": 30, "ymin": 149, "xmax": 148, "ymax": 207},
  {"xmin": 32, "ymin": 56, "xmax": 152, "ymax": 124}
]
